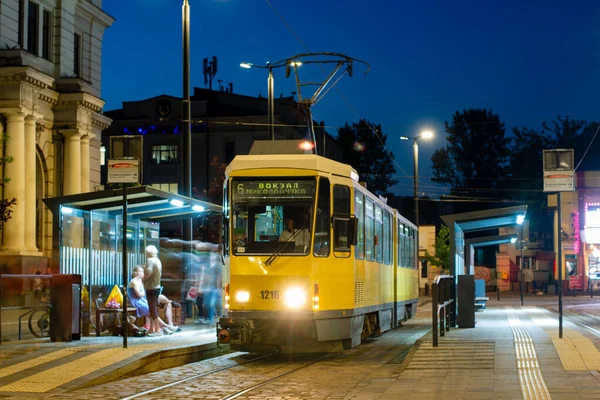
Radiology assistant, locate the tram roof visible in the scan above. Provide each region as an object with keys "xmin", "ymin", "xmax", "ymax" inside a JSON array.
[{"xmin": 226, "ymin": 154, "xmax": 359, "ymax": 181}]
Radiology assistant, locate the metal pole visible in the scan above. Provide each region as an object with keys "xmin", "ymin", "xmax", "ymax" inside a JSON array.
[
  {"xmin": 414, "ymin": 139, "xmax": 420, "ymax": 292},
  {"xmin": 520, "ymin": 223, "xmax": 524, "ymax": 307},
  {"xmin": 558, "ymin": 192, "xmax": 563, "ymax": 339},
  {"xmin": 432, "ymin": 281, "xmax": 438, "ymax": 347},
  {"xmin": 268, "ymin": 67, "xmax": 275, "ymax": 140},
  {"xmin": 182, "ymin": 0, "xmax": 193, "ymax": 290},
  {"xmin": 122, "ymin": 186, "xmax": 128, "ymax": 349}
]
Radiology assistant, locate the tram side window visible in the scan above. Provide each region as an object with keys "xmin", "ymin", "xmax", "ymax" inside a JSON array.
[
  {"xmin": 333, "ymin": 185, "xmax": 351, "ymax": 252},
  {"xmin": 375, "ymin": 205, "xmax": 383, "ymax": 263},
  {"xmin": 402, "ymin": 225, "xmax": 411, "ymax": 268},
  {"xmin": 354, "ymin": 192, "xmax": 365, "ymax": 260},
  {"xmin": 314, "ymin": 178, "xmax": 330, "ymax": 257},
  {"xmin": 409, "ymin": 228, "xmax": 415, "ymax": 269},
  {"xmin": 397, "ymin": 222, "xmax": 403, "ymax": 268},
  {"xmin": 383, "ymin": 211, "xmax": 390, "ymax": 265},
  {"xmin": 365, "ymin": 198, "xmax": 374, "ymax": 261}
]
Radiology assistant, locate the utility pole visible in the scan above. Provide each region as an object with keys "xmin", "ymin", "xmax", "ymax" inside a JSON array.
[{"xmin": 182, "ymin": 0, "xmax": 193, "ymax": 281}]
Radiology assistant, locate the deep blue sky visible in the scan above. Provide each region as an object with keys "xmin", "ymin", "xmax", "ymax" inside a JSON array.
[{"xmin": 101, "ymin": 0, "xmax": 600, "ymax": 197}]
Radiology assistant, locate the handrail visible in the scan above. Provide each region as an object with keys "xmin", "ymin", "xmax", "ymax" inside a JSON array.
[{"xmin": 432, "ymin": 275, "xmax": 455, "ymax": 347}]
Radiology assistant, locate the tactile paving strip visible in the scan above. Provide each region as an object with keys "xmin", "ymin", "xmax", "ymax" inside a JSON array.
[
  {"xmin": 407, "ymin": 339, "xmax": 495, "ymax": 370},
  {"xmin": 525, "ymin": 308, "xmax": 600, "ymax": 371},
  {"xmin": 0, "ymin": 333, "xmax": 214, "ymax": 393},
  {"xmin": 0, "ymin": 348, "xmax": 145, "ymax": 393},
  {"xmin": 506, "ymin": 307, "xmax": 551, "ymax": 400},
  {"xmin": 0, "ymin": 347, "xmax": 88, "ymax": 379}
]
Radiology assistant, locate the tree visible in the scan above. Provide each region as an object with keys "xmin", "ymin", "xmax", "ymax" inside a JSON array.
[
  {"xmin": 0, "ymin": 124, "xmax": 16, "ymax": 229},
  {"xmin": 431, "ymin": 108, "xmax": 511, "ymax": 198},
  {"xmin": 424, "ymin": 225, "xmax": 450, "ymax": 273},
  {"xmin": 336, "ymin": 119, "xmax": 397, "ymax": 195}
]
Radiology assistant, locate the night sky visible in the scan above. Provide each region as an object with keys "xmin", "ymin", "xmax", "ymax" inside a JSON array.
[{"xmin": 101, "ymin": 0, "xmax": 600, "ymax": 197}]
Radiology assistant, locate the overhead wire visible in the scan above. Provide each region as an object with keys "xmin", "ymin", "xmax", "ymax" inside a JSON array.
[
  {"xmin": 262, "ymin": 0, "xmax": 413, "ymax": 180},
  {"xmin": 575, "ymin": 122, "xmax": 600, "ymax": 170}
]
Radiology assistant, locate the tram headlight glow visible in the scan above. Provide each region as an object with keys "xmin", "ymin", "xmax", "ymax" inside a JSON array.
[
  {"xmin": 284, "ymin": 288, "xmax": 306, "ymax": 308},
  {"xmin": 235, "ymin": 290, "xmax": 251, "ymax": 303}
]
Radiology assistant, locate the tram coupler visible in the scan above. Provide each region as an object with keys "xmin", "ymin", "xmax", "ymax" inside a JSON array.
[{"xmin": 218, "ymin": 317, "xmax": 255, "ymax": 346}]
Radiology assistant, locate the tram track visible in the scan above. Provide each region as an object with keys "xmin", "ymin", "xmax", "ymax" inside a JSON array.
[
  {"xmin": 120, "ymin": 351, "xmax": 332, "ymax": 400},
  {"xmin": 120, "ymin": 352, "xmax": 273, "ymax": 400}
]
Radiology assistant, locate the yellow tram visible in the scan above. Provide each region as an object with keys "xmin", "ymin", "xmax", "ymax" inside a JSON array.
[{"xmin": 218, "ymin": 143, "xmax": 419, "ymax": 352}]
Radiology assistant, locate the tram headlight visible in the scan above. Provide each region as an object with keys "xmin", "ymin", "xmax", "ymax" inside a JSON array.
[
  {"xmin": 235, "ymin": 290, "xmax": 251, "ymax": 303},
  {"xmin": 284, "ymin": 288, "xmax": 306, "ymax": 308}
]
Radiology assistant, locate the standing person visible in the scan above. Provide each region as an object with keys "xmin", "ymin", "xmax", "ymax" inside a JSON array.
[
  {"xmin": 129, "ymin": 265, "xmax": 177, "ymax": 334},
  {"xmin": 143, "ymin": 245, "xmax": 176, "ymax": 336}
]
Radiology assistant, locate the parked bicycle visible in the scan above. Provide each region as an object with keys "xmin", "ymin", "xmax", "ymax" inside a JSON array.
[{"xmin": 18, "ymin": 303, "xmax": 51, "ymax": 339}]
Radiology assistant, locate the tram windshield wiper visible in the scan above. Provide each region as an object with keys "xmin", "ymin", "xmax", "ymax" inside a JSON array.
[{"xmin": 264, "ymin": 229, "xmax": 303, "ymax": 266}]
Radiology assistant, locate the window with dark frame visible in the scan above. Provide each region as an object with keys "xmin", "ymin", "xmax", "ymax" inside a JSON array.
[
  {"xmin": 18, "ymin": 0, "xmax": 24, "ymax": 47},
  {"xmin": 27, "ymin": 2, "xmax": 39, "ymax": 55},
  {"xmin": 151, "ymin": 144, "xmax": 179, "ymax": 164},
  {"xmin": 73, "ymin": 33, "xmax": 81, "ymax": 76},
  {"xmin": 42, "ymin": 9, "xmax": 51, "ymax": 60}
]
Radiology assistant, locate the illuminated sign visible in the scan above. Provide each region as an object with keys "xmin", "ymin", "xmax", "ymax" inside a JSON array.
[{"xmin": 233, "ymin": 180, "xmax": 315, "ymax": 198}]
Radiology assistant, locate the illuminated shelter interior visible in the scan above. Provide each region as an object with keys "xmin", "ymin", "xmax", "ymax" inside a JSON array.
[
  {"xmin": 441, "ymin": 205, "xmax": 527, "ymax": 325},
  {"xmin": 441, "ymin": 205, "xmax": 528, "ymax": 278},
  {"xmin": 465, "ymin": 234, "xmax": 519, "ymax": 275},
  {"xmin": 43, "ymin": 185, "xmax": 222, "ymax": 281}
]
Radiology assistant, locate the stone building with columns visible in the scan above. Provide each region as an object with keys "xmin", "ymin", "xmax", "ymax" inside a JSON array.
[{"xmin": 0, "ymin": 0, "xmax": 114, "ymax": 274}]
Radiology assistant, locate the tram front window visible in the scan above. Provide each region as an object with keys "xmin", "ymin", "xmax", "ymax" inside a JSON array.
[{"xmin": 231, "ymin": 178, "xmax": 315, "ymax": 255}]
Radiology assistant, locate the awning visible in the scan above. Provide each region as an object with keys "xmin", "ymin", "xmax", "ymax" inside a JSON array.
[
  {"xmin": 43, "ymin": 185, "xmax": 222, "ymax": 222},
  {"xmin": 441, "ymin": 205, "xmax": 527, "ymax": 276}
]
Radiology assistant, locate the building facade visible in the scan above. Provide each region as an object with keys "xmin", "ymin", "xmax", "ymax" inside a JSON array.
[
  {"xmin": 546, "ymin": 171, "xmax": 600, "ymax": 293},
  {"xmin": 0, "ymin": 0, "xmax": 114, "ymax": 272}
]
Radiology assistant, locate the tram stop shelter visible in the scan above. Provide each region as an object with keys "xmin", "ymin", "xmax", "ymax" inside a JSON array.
[
  {"xmin": 43, "ymin": 185, "xmax": 222, "ymax": 334},
  {"xmin": 441, "ymin": 205, "xmax": 527, "ymax": 327}
]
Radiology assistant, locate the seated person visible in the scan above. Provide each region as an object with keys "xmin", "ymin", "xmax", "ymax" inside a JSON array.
[
  {"xmin": 279, "ymin": 218, "xmax": 310, "ymax": 250},
  {"xmin": 129, "ymin": 266, "xmax": 178, "ymax": 335}
]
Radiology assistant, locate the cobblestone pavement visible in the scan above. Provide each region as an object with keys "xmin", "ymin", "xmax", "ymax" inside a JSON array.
[
  {"xmin": 42, "ymin": 312, "xmax": 431, "ymax": 400},
  {"xmin": 8, "ymin": 294, "xmax": 600, "ymax": 400}
]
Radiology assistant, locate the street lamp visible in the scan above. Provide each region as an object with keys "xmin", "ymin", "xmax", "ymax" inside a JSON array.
[
  {"xmin": 517, "ymin": 214, "xmax": 526, "ymax": 306},
  {"xmin": 400, "ymin": 130, "xmax": 434, "ymax": 293},
  {"xmin": 400, "ymin": 130, "xmax": 434, "ymax": 230},
  {"xmin": 240, "ymin": 61, "xmax": 299, "ymax": 141}
]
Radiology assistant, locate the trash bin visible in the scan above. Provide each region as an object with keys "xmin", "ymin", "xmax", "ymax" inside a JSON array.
[{"xmin": 50, "ymin": 274, "xmax": 82, "ymax": 342}]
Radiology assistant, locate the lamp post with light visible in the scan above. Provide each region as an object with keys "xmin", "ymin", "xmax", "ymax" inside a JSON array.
[
  {"xmin": 400, "ymin": 130, "xmax": 434, "ymax": 290},
  {"xmin": 240, "ymin": 61, "xmax": 301, "ymax": 141},
  {"xmin": 517, "ymin": 214, "xmax": 526, "ymax": 306}
]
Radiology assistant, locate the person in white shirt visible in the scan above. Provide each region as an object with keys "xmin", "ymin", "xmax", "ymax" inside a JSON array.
[{"xmin": 279, "ymin": 218, "xmax": 309, "ymax": 249}]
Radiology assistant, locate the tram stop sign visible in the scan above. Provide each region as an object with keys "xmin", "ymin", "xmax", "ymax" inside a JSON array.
[
  {"xmin": 543, "ymin": 149, "xmax": 575, "ymax": 193},
  {"xmin": 107, "ymin": 159, "xmax": 140, "ymax": 184}
]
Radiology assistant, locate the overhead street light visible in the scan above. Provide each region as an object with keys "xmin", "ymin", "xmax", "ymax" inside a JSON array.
[
  {"xmin": 240, "ymin": 60, "xmax": 299, "ymax": 141},
  {"xmin": 400, "ymin": 130, "xmax": 435, "ymax": 292}
]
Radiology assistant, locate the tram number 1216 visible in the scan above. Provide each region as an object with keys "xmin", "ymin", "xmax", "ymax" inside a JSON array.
[{"xmin": 260, "ymin": 290, "xmax": 280, "ymax": 300}]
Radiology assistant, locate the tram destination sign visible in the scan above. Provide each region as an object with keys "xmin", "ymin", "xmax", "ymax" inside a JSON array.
[{"xmin": 234, "ymin": 180, "xmax": 315, "ymax": 198}]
